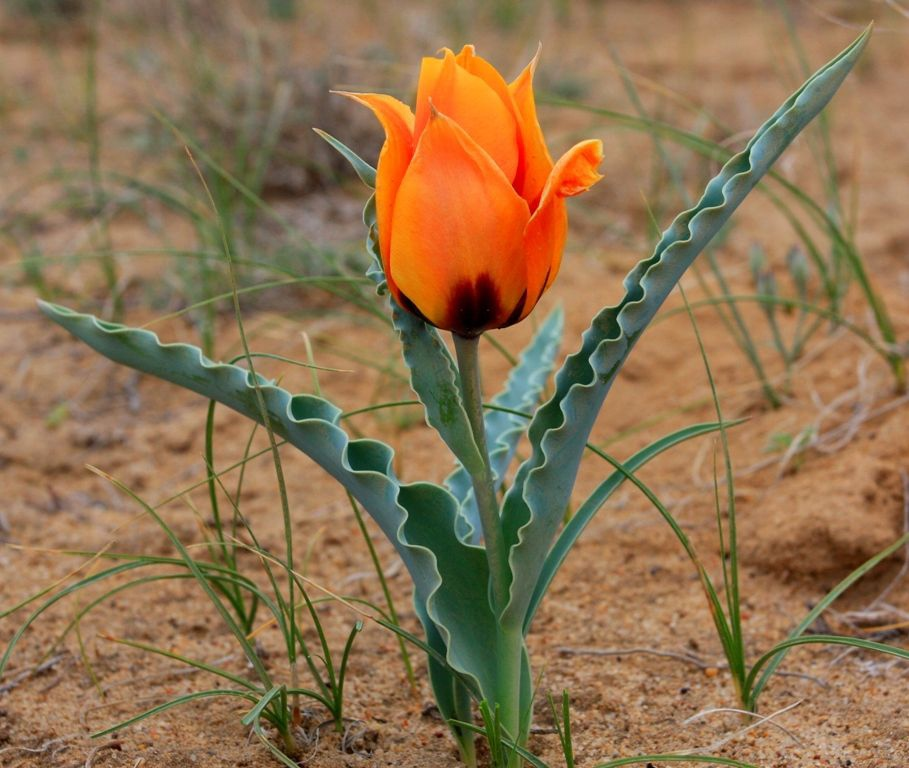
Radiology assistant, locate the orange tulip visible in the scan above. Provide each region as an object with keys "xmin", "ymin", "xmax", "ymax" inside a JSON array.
[{"xmin": 344, "ymin": 46, "xmax": 603, "ymax": 337}]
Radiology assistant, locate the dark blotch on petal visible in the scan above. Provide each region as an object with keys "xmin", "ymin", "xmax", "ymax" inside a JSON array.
[{"xmin": 446, "ymin": 273, "xmax": 504, "ymax": 337}]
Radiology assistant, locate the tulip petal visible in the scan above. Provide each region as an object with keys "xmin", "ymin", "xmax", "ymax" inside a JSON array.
[
  {"xmin": 454, "ymin": 45, "xmax": 523, "ymax": 120},
  {"xmin": 547, "ymin": 138, "xmax": 604, "ymax": 199},
  {"xmin": 414, "ymin": 49, "xmax": 520, "ymax": 182},
  {"xmin": 509, "ymin": 46, "xmax": 553, "ymax": 209},
  {"xmin": 522, "ymin": 139, "xmax": 604, "ymax": 314},
  {"xmin": 390, "ymin": 110, "xmax": 530, "ymax": 336},
  {"xmin": 338, "ymin": 92, "xmax": 415, "ymax": 301}
]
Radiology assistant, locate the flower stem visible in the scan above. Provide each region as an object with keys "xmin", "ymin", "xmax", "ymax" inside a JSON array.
[
  {"xmin": 452, "ymin": 333, "xmax": 510, "ymax": 615},
  {"xmin": 454, "ymin": 334, "xmax": 528, "ymax": 762}
]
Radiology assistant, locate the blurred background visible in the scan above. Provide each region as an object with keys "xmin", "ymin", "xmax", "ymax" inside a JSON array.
[
  {"xmin": 3, "ymin": 6, "xmax": 909, "ymax": 765},
  {"xmin": 4, "ymin": 1, "xmax": 904, "ymax": 343}
]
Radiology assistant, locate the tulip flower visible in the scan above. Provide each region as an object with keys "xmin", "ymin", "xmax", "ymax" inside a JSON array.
[{"xmin": 343, "ymin": 46, "xmax": 603, "ymax": 337}]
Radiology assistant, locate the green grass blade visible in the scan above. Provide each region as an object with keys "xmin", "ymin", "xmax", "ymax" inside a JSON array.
[
  {"xmin": 594, "ymin": 756, "xmax": 759, "ymax": 768},
  {"xmin": 452, "ymin": 719, "xmax": 760, "ymax": 768},
  {"xmin": 657, "ymin": 294, "xmax": 894, "ymax": 362},
  {"xmin": 49, "ymin": 570, "xmax": 277, "ymax": 660},
  {"xmin": 240, "ymin": 684, "xmax": 286, "ymax": 727},
  {"xmin": 152, "ymin": 110, "xmax": 299, "ymax": 237},
  {"xmin": 92, "ymin": 689, "xmax": 259, "ymax": 738},
  {"xmin": 333, "ymin": 620, "xmax": 364, "ymax": 726},
  {"xmin": 524, "ymin": 420, "xmax": 736, "ymax": 632},
  {"xmin": 1, "ymin": 561, "xmax": 155, "ymax": 677},
  {"xmin": 248, "ymin": 716, "xmax": 303, "ymax": 768},
  {"xmin": 747, "ymin": 531, "xmax": 909, "ymax": 708},
  {"xmin": 577, "ymin": 442, "xmax": 738, "ymax": 661},
  {"xmin": 679, "ymin": 283, "xmax": 746, "ymax": 690},
  {"xmin": 745, "ymin": 634, "xmax": 909, "ymax": 703},
  {"xmin": 83, "ymin": 467, "xmax": 274, "ymax": 686},
  {"xmin": 104, "ymin": 635, "xmax": 261, "ymax": 693},
  {"xmin": 346, "ymin": 491, "xmax": 416, "ymax": 689},
  {"xmin": 549, "ymin": 691, "xmax": 575, "ymax": 768}
]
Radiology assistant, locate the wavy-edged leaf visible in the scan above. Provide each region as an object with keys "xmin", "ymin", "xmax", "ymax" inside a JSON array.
[
  {"xmin": 39, "ymin": 302, "xmax": 499, "ymax": 702},
  {"xmin": 361, "ymin": 192, "xmax": 486, "ymax": 479},
  {"xmin": 446, "ymin": 308, "xmax": 564, "ymax": 543},
  {"xmin": 392, "ymin": 299, "xmax": 486, "ymax": 478},
  {"xmin": 500, "ymin": 27, "xmax": 871, "ymax": 627},
  {"xmin": 420, "ymin": 606, "xmax": 479, "ymax": 758}
]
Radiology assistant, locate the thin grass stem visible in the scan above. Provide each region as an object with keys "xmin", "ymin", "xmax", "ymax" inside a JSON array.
[{"xmin": 345, "ymin": 491, "xmax": 416, "ymax": 690}]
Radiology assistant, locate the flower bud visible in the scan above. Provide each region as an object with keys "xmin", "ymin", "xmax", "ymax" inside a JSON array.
[{"xmin": 343, "ymin": 46, "xmax": 603, "ymax": 336}]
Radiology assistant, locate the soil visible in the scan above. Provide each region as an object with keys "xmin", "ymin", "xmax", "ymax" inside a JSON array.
[{"xmin": 2, "ymin": 2, "xmax": 909, "ymax": 767}]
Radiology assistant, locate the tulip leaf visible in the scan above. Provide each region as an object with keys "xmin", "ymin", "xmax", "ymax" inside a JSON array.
[
  {"xmin": 500, "ymin": 27, "xmax": 871, "ymax": 628},
  {"xmin": 420, "ymin": 609, "xmax": 478, "ymax": 758},
  {"xmin": 362, "ymin": 196, "xmax": 386, "ymax": 290},
  {"xmin": 362, "ymin": 192, "xmax": 487, "ymax": 479},
  {"xmin": 446, "ymin": 308, "xmax": 564, "ymax": 543},
  {"xmin": 313, "ymin": 128, "xmax": 377, "ymax": 188},
  {"xmin": 392, "ymin": 300, "xmax": 487, "ymax": 478},
  {"xmin": 38, "ymin": 301, "xmax": 500, "ymax": 703}
]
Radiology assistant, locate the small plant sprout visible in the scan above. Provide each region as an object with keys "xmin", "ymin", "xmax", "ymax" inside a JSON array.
[
  {"xmin": 670, "ymin": 281, "xmax": 909, "ymax": 716},
  {"xmin": 20, "ymin": 26, "xmax": 906, "ymax": 768}
]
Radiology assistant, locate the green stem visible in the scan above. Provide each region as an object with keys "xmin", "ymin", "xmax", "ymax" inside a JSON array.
[
  {"xmin": 452, "ymin": 333, "xmax": 510, "ymax": 615},
  {"xmin": 496, "ymin": 624, "xmax": 526, "ymax": 766},
  {"xmin": 452, "ymin": 334, "xmax": 526, "ymax": 764}
]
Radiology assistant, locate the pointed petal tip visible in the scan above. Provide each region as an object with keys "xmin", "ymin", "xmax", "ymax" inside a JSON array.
[
  {"xmin": 330, "ymin": 89, "xmax": 371, "ymax": 107},
  {"xmin": 510, "ymin": 43, "xmax": 543, "ymax": 90},
  {"xmin": 330, "ymin": 89, "xmax": 387, "ymax": 105},
  {"xmin": 529, "ymin": 41, "xmax": 543, "ymax": 69}
]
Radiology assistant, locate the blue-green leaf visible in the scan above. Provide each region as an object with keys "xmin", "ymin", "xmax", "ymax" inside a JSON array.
[
  {"xmin": 362, "ymin": 195, "xmax": 486, "ymax": 480},
  {"xmin": 501, "ymin": 27, "xmax": 871, "ymax": 627},
  {"xmin": 39, "ymin": 302, "xmax": 499, "ymax": 703},
  {"xmin": 314, "ymin": 128, "xmax": 377, "ymax": 188},
  {"xmin": 446, "ymin": 308, "xmax": 564, "ymax": 543},
  {"xmin": 419, "ymin": 609, "xmax": 479, "ymax": 758},
  {"xmin": 362, "ymin": 195, "xmax": 385, "ymax": 289},
  {"xmin": 392, "ymin": 300, "xmax": 486, "ymax": 478}
]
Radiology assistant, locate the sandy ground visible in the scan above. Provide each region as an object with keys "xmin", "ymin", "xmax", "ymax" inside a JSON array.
[{"xmin": 1, "ymin": 2, "xmax": 908, "ymax": 766}]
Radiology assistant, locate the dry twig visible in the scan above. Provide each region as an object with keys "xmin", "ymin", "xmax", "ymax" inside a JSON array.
[
  {"xmin": 685, "ymin": 699, "xmax": 803, "ymax": 750},
  {"xmin": 82, "ymin": 739, "xmax": 122, "ymax": 768},
  {"xmin": 0, "ymin": 653, "xmax": 68, "ymax": 695},
  {"xmin": 556, "ymin": 645, "xmax": 713, "ymax": 670}
]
